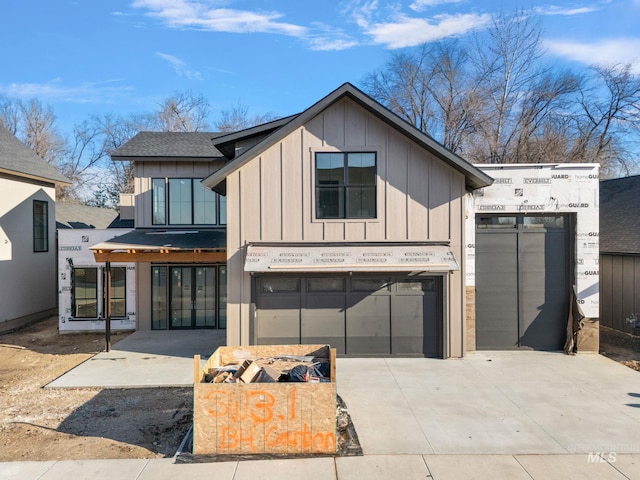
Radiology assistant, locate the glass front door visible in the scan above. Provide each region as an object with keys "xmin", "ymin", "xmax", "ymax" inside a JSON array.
[
  {"xmin": 151, "ymin": 265, "xmax": 224, "ymax": 330},
  {"xmin": 170, "ymin": 266, "xmax": 216, "ymax": 329}
]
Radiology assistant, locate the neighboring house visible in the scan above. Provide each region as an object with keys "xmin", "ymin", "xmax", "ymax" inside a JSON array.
[
  {"xmin": 92, "ymin": 83, "xmax": 600, "ymax": 357},
  {"xmin": 600, "ymin": 175, "xmax": 640, "ymax": 336},
  {"xmin": 0, "ymin": 126, "xmax": 70, "ymax": 333},
  {"xmin": 56, "ymin": 202, "xmax": 132, "ymax": 230},
  {"xmin": 56, "ymin": 201, "xmax": 135, "ymax": 333}
]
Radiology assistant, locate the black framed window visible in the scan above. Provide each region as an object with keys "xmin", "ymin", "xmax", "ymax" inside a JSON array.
[
  {"xmin": 33, "ymin": 200, "xmax": 48, "ymax": 252},
  {"xmin": 108, "ymin": 267, "xmax": 127, "ymax": 317},
  {"xmin": 73, "ymin": 267, "xmax": 98, "ymax": 318},
  {"xmin": 152, "ymin": 178, "xmax": 225, "ymax": 226},
  {"xmin": 315, "ymin": 152, "xmax": 376, "ymax": 219},
  {"xmin": 152, "ymin": 179, "xmax": 166, "ymax": 224}
]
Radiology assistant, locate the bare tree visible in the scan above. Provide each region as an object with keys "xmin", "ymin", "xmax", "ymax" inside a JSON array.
[
  {"xmin": 362, "ymin": 47, "xmax": 436, "ymax": 135},
  {"xmin": 0, "ymin": 96, "xmax": 19, "ymax": 134},
  {"xmin": 362, "ymin": 41, "xmax": 482, "ymax": 153},
  {"xmin": 511, "ymin": 71, "xmax": 581, "ymax": 163},
  {"xmin": 470, "ymin": 11, "xmax": 550, "ymax": 163},
  {"xmin": 150, "ymin": 90, "xmax": 212, "ymax": 132},
  {"xmin": 215, "ymin": 102, "xmax": 276, "ymax": 133},
  {"xmin": 19, "ymin": 99, "xmax": 66, "ymax": 166},
  {"xmin": 570, "ymin": 63, "xmax": 640, "ymax": 176}
]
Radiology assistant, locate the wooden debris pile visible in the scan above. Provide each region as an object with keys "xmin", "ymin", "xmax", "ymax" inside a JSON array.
[{"xmin": 203, "ymin": 355, "xmax": 331, "ymax": 384}]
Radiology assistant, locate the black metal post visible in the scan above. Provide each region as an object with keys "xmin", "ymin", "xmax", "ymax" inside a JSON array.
[{"xmin": 105, "ymin": 261, "xmax": 111, "ymax": 352}]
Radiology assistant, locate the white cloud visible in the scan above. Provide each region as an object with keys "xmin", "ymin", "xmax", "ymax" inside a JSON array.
[
  {"xmin": 0, "ymin": 79, "xmax": 132, "ymax": 103},
  {"xmin": 308, "ymin": 37, "xmax": 360, "ymax": 51},
  {"xmin": 409, "ymin": 0, "xmax": 463, "ymax": 12},
  {"xmin": 534, "ymin": 5, "xmax": 598, "ymax": 15},
  {"xmin": 365, "ymin": 13, "xmax": 491, "ymax": 48},
  {"xmin": 545, "ymin": 38, "xmax": 640, "ymax": 73},
  {"xmin": 155, "ymin": 52, "xmax": 202, "ymax": 80},
  {"xmin": 132, "ymin": 0, "xmax": 307, "ymax": 36}
]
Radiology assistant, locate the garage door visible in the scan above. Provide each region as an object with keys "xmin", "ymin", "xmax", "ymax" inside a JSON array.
[
  {"xmin": 255, "ymin": 275, "xmax": 442, "ymax": 357},
  {"xmin": 475, "ymin": 215, "xmax": 570, "ymax": 350}
]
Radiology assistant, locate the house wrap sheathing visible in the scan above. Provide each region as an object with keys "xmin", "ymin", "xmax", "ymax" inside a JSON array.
[
  {"xmin": 465, "ymin": 164, "xmax": 599, "ymax": 352},
  {"xmin": 58, "ymin": 228, "xmax": 136, "ymax": 332}
]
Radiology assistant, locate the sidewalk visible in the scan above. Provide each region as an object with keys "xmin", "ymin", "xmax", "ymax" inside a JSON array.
[{"xmin": 1, "ymin": 454, "xmax": 639, "ymax": 480}]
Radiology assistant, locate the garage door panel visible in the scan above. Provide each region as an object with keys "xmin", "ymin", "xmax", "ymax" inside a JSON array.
[
  {"xmin": 476, "ymin": 231, "xmax": 519, "ymax": 350},
  {"xmin": 256, "ymin": 295, "xmax": 301, "ymax": 345},
  {"xmin": 346, "ymin": 295, "xmax": 391, "ymax": 355},
  {"xmin": 476, "ymin": 215, "xmax": 569, "ymax": 350},
  {"xmin": 391, "ymin": 292, "xmax": 439, "ymax": 356},
  {"xmin": 519, "ymin": 230, "xmax": 568, "ymax": 350},
  {"xmin": 302, "ymin": 295, "xmax": 346, "ymax": 354}
]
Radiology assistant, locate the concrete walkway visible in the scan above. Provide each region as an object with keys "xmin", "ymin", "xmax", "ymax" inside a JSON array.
[
  {"xmin": 1, "ymin": 454, "xmax": 639, "ymax": 479},
  {"xmin": 46, "ymin": 329, "xmax": 226, "ymax": 388}
]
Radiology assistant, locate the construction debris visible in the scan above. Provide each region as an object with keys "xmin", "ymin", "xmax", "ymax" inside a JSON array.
[{"xmin": 203, "ymin": 355, "xmax": 331, "ymax": 384}]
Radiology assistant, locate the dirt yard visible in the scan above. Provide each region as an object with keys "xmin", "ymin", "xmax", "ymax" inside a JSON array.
[
  {"xmin": 600, "ymin": 325, "xmax": 640, "ymax": 372},
  {"xmin": 0, "ymin": 316, "xmax": 192, "ymax": 462},
  {"xmin": 0, "ymin": 317, "xmax": 638, "ymax": 462}
]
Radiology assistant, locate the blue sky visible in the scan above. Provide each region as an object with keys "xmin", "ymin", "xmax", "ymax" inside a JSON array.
[{"xmin": 1, "ymin": 0, "xmax": 639, "ymax": 135}]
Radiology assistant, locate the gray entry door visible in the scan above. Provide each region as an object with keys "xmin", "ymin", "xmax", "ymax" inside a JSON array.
[
  {"xmin": 254, "ymin": 275, "xmax": 442, "ymax": 357},
  {"xmin": 475, "ymin": 215, "xmax": 570, "ymax": 350}
]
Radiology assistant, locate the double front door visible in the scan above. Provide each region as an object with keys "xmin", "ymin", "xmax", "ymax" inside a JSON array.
[
  {"xmin": 151, "ymin": 265, "xmax": 226, "ymax": 329},
  {"xmin": 170, "ymin": 266, "xmax": 217, "ymax": 328}
]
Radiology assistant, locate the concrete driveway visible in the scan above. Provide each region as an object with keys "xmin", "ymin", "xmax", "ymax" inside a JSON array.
[
  {"xmin": 337, "ymin": 351, "xmax": 640, "ymax": 455},
  {"xmin": 47, "ymin": 335, "xmax": 640, "ymax": 457}
]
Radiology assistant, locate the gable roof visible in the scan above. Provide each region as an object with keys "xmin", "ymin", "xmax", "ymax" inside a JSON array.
[
  {"xmin": 202, "ymin": 83, "xmax": 493, "ymax": 191},
  {"xmin": 111, "ymin": 131, "xmax": 226, "ymax": 160},
  {"xmin": 56, "ymin": 203, "xmax": 132, "ymax": 230},
  {"xmin": 600, "ymin": 175, "xmax": 640, "ymax": 254},
  {"xmin": 0, "ymin": 126, "xmax": 70, "ymax": 185}
]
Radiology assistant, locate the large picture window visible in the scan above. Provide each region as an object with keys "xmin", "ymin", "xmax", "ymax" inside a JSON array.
[
  {"xmin": 33, "ymin": 200, "xmax": 49, "ymax": 252},
  {"xmin": 315, "ymin": 152, "xmax": 376, "ymax": 219},
  {"xmin": 152, "ymin": 178, "xmax": 226, "ymax": 226}
]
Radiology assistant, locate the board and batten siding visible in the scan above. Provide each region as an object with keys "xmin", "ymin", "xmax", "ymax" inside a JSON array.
[
  {"xmin": 134, "ymin": 160, "xmax": 225, "ymax": 228},
  {"xmin": 226, "ymin": 98, "xmax": 468, "ymax": 357},
  {"xmin": 600, "ymin": 254, "xmax": 640, "ymax": 332}
]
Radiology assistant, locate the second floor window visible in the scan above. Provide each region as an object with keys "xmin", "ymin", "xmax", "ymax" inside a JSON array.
[
  {"xmin": 33, "ymin": 200, "xmax": 49, "ymax": 252},
  {"xmin": 152, "ymin": 178, "xmax": 226, "ymax": 226},
  {"xmin": 315, "ymin": 152, "xmax": 377, "ymax": 219}
]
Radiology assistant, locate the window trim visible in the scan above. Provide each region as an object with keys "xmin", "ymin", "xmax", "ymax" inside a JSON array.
[
  {"xmin": 33, "ymin": 200, "xmax": 49, "ymax": 252},
  {"xmin": 312, "ymin": 148, "xmax": 380, "ymax": 222}
]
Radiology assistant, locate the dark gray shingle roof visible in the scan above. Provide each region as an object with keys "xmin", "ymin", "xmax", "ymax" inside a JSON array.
[
  {"xmin": 0, "ymin": 126, "xmax": 69, "ymax": 184},
  {"xmin": 91, "ymin": 228, "xmax": 226, "ymax": 250},
  {"xmin": 56, "ymin": 203, "xmax": 124, "ymax": 230},
  {"xmin": 600, "ymin": 175, "xmax": 640, "ymax": 254},
  {"xmin": 111, "ymin": 131, "xmax": 225, "ymax": 160}
]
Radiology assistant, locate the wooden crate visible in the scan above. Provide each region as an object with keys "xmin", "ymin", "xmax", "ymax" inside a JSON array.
[{"xmin": 193, "ymin": 344, "xmax": 337, "ymax": 456}]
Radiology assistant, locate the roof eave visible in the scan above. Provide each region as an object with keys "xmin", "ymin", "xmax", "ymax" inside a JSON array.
[
  {"xmin": 0, "ymin": 166, "xmax": 72, "ymax": 186},
  {"xmin": 111, "ymin": 155, "xmax": 227, "ymax": 162}
]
